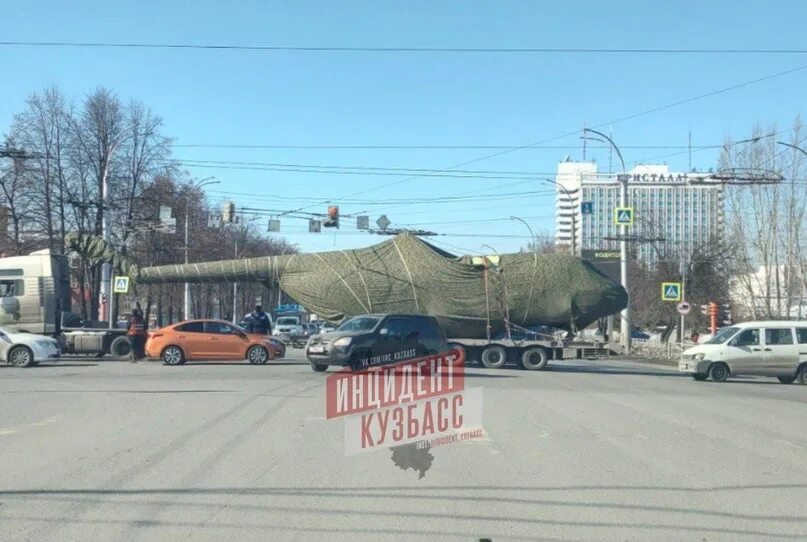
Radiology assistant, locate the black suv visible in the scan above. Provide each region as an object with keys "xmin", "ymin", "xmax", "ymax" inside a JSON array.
[{"xmin": 305, "ymin": 313, "xmax": 449, "ymax": 372}]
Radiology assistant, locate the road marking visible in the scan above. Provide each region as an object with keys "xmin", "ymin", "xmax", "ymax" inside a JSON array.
[{"xmin": 0, "ymin": 415, "xmax": 62, "ymax": 436}]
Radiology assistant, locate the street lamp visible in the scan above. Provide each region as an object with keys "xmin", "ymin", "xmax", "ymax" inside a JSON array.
[
  {"xmin": 509, "ymin": 216, "xmax": 536, "ymax": 252},
  {"xmin": 542, "ymin": 178, "xmax": 577, "ymax": 255},
  {"xmin": 583, "ymin": 128, "xmax": 630, "ymax": 353},
  {"xmin": 184, "ymin": 177, "xmax": 218, "ymax": 320}
]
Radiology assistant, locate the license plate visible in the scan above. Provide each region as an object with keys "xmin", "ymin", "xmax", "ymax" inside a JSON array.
[{"xmin": 309, "ymin": 346, "xmax": 325, "ymax": 354}]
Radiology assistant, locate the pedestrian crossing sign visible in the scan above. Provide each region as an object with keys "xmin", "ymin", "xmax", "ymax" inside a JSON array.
[
  {"xmin": 613, "ymin": 207, "xmax": 634, "ymax": 226},
  {"xmin": 661, "ymin": 282, "xmax": 681, "ymax": 302},
  {"xmin": 113, "ymin": 276, "xmax": 130, "ymax": 294}
]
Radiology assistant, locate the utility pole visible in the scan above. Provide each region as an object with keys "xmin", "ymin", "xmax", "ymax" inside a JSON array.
[
  {"xmin": 183, "ymin": 177, "xmax": 218, "ymax": 320},
  {"xmin": 232, "ymin": 236, "xmax": 238, "ymax": 324}
]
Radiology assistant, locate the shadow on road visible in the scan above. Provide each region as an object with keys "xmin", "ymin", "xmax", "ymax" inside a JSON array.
[{"xmin": 544, "ymin": 364, "xmax": 682, "ymax": 378}]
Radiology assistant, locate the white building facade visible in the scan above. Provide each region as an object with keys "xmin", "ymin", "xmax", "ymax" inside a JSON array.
[{"xmin": 554, "ymin": 162, "xmax": 724, "ymax": 264}]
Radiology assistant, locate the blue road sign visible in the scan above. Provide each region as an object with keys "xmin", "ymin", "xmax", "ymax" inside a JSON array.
[{"xmin": 581, "ymin": 201, "xmax": 594, "ymax": 215}]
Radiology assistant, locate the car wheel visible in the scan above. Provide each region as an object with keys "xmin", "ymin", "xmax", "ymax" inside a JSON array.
[
  {"xmin": 520, "ymin": 347, "xmax": 549, "ymax": 370},
  {"xmin": 310, "ymin": 361, "xmax": 328, "ymax": 372},
  {"xmin": 480, "ymin": 346, "xmax": 506, "ymax": 369},
  {"xmin": 8, "ymin": 346, "xmax": 34, "ymax": 367},
  {"xmin": 161, "ymin": 346, "xmax": 184, "ymax": 366},
  {"xmin": 692, "ymin": 373, "xmax": 708, "ymax": 381},
  {"xmin": 248, "ymin": 345, "xmax": 269, "ymax": 365},
  {"xmin": 797, "ymin": 365, "xmax": 807, "ymax": 385},
  {"xmin": 708, "ymin": 362, "xmax": 730, "ymax": 382},
  {"xmin": 778, "ymin": 375, "xmax": 796, "ymax": 384}
]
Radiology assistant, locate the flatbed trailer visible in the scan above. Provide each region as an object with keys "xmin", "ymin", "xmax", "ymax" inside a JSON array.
[{"xmin": 447, "ymin": 337, "xmax": 622, "ymax": 370}]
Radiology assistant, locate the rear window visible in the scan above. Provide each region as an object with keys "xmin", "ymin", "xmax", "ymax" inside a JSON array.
[
  {"xmin": 797, "ymin": 329, "xmax": 807, "ymax": 344},
  {"xmin": 413, "ymin": 317, "xmax": 445, "ymax": 342},
  {"xmin": 765, "ymin": 328, "xmax": 793, "ymax": 345},
  {"xmin": 175, "ymin": 322, "xmax": 204, "ymax": 333}
]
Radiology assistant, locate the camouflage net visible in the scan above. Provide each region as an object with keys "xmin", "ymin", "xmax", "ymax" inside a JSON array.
[
  {"xmin": 65, "ymin": 233, "xmax": 140, "ymax": 278},
  {"xmin": 68, "ymin": 233, "xmax": 627, "ymax": 338}
]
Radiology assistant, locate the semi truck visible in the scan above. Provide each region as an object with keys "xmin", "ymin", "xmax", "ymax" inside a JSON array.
[{"xmin": 0, "ymin": 249, "xmax": 133, "ymax": 358}]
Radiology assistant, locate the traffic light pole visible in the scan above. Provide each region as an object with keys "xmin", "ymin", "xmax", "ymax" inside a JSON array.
[{"xmin": 584, "ymin": 128, "xmax": 630, "ymax": 353}]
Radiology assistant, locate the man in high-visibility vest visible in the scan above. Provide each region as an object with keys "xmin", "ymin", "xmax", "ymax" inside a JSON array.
[{"xmin": 127, "ymin": 308, "xmax": 147, "ymax": 362}]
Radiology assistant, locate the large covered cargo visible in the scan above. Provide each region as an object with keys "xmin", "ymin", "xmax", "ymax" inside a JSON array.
[{"xmin": 68, "ymin": 233, "xmax": 627, "ymax": 339}]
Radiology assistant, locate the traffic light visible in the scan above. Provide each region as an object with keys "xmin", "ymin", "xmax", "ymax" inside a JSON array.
[
  {"xmin": 323, "ymin": 205, "xmax": 339, "ymax": 228},
  {"xmin": 222, "ymin": 201, "xmax": 235, "ymax": 223}
]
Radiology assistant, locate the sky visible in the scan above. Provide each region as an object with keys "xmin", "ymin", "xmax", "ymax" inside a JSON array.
[{"xmin": 2, "ymin": 0, "xmax": 807, "ymax": 255}]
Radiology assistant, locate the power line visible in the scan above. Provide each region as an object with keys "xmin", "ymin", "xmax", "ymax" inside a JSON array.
[
  {"xmin": 5, "ymin": 41, "xmax": 807, "ymax": 55},
  {"xmin": 172, "ymin": 143, "xmax": 719, "ymax": 150},
  {"xmin": 170, "ymin": 158, "xmax": 557, "ymax": 176},
  {"xmin": 325, "ymin": 61, "xmax": 807, "ymax": 209}
]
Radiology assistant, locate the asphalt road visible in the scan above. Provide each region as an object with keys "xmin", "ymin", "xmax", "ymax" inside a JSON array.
[{"xmin": 1, "ymin": 351, "xmax": 806, "ymax": 542}]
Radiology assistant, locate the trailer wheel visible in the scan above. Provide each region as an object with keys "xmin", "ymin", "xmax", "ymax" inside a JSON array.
[
  {"xmin": 110, "ymin": 336, "xmax": 132, "ymax": 359},
  {"xmin": 446, "ymin": 343, "xmax": 466, "ymax": 366},
  {"xmin": 520, "ymin": 347, "xmax": 549, "ymax": 370},
  {"xmin": 480, "ymin": 346, "xmax": 506, "ymax": 369}
]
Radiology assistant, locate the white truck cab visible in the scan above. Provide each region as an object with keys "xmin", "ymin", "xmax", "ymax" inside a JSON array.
[
  {"xmin": 679, "ymin": 321, "xmax": 807, "ymax": 383},
  {"xmin": 274, "ymin": 316, "xmax": 303, "ymax": 336}
]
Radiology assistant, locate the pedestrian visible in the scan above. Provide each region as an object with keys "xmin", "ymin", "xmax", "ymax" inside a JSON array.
[
  {"xmin": 690, "ymin": 330, "xmax": 700, "ymax": 344},
  {"xmin": 127, "ymin": 308, "xmax": 147, "ymax": 362},
  {"xmin": 249, "ymin": 304, "xmax": 271, "ymax": 335}
]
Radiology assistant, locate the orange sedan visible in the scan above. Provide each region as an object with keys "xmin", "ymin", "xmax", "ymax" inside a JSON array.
[{"xmin": 146, "ymin": 319, "xmax": 280, "ymax": 365}]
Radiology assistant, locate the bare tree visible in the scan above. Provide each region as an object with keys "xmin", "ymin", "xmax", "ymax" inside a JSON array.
[
  {"xmin": 722, "ymin": 119, "xmax": 807, "ymax": 320},
  {"xmin": 0, "ymin": 138, "xmax": 35, "ymax": 255}
]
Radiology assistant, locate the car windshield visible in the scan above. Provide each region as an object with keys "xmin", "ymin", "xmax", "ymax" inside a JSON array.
[
  {"xmin": 705, "ymin": 326, "xmax": 739, "ymax": 344},
  {"xmin": 277, "ymin": 317, "xmax": 298, "ymax": 325},
  {"xmin": 336, "ymin": 316, "xmax": 381, "ymax": 332}
]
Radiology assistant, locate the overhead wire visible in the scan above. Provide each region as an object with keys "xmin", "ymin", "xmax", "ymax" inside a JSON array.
[{"xmin": 6, "ymin": 41, "xmax": 807, "ymax": 55}]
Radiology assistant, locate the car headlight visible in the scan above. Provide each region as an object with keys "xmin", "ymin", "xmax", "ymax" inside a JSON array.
[
  {"xmin": 35, "ymin": 339, "xmax": 53, "ymax": 348},
  {"xmin": 333, "ymin": 337, "xmax": 352, "ymax": 347},
  {"xmin": 694, "ymin": 353, "xmax": 705, "ymax": 361}
]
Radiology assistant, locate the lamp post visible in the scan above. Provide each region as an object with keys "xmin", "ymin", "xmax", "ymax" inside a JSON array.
[
  {"xmin": 542, "ymin": 178, "xmax": 577, "ymax": 255},
  {"xmin": 584, "ymin": 128, "xmax": 630, "ymax": 352},
  {"xmin": 509, "ymin": 216, "xmax": 536, "ymax": 252},
  {"xmin": 183, "ymin": 177, "xmax": 218, "ymax": 320}
]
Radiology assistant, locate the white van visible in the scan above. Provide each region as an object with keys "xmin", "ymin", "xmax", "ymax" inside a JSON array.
[{"xmin": 679, "ymin": 321, "xmax": 807, "ymax": 383}]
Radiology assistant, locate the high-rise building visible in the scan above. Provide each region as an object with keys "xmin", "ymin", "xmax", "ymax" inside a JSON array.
[{"xmin": 554, "ymin": 162, "xmax": 724, "ymax": 264}]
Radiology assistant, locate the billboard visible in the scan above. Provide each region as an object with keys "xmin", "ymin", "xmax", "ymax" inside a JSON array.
[{"xmin": 581, "ymin": 249, "xmax": 620, "ymax": 283}]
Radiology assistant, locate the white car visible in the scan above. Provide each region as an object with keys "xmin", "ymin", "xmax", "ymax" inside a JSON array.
[
  {"xmin": 0, "ymin": 325, "xmax": 61, "ymax": 367},
  {"xmin": 679, "ymin": 321, "xmax": 807, "ymax": 383}
]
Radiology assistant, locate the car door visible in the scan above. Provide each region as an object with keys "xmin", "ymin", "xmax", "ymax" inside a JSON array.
[
  {"xmin": 795, "ymin": 328, "xmax": 807, "ymax": 373},
  {"xmin": 204, "ymin": 322, "xmax": 247, "ymax": 360},
  {"xmin": 174, "ymin": 321, "xmax": 207, "ymax": 359},
  {"xmin": 378, "ymin": 317, "xmax": 422, "ymax": 362},
  {"xmin": 763, "ymin": 328, "xmax": 798, "ymax": 375},
  {"xmin": 416, "ymin": 317, "xmax": 448, "ymax": 355},
  {"xmin": 727, "ymin": 327, "xmax": 764, "ymax": 375}
]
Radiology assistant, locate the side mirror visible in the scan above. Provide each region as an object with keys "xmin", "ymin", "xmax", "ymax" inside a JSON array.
[{"xmin": 379, "ymin": 328, "xmax": 389, "ymax": 336}]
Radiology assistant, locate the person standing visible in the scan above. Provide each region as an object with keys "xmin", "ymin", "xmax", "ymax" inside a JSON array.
[
  {"xmin": 127, "ymin": 308, "xmax": 147, "ymax": 362},
  {"xmin": 250, "ymin": 305, "xmax": 271, "ymax": 335}
]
